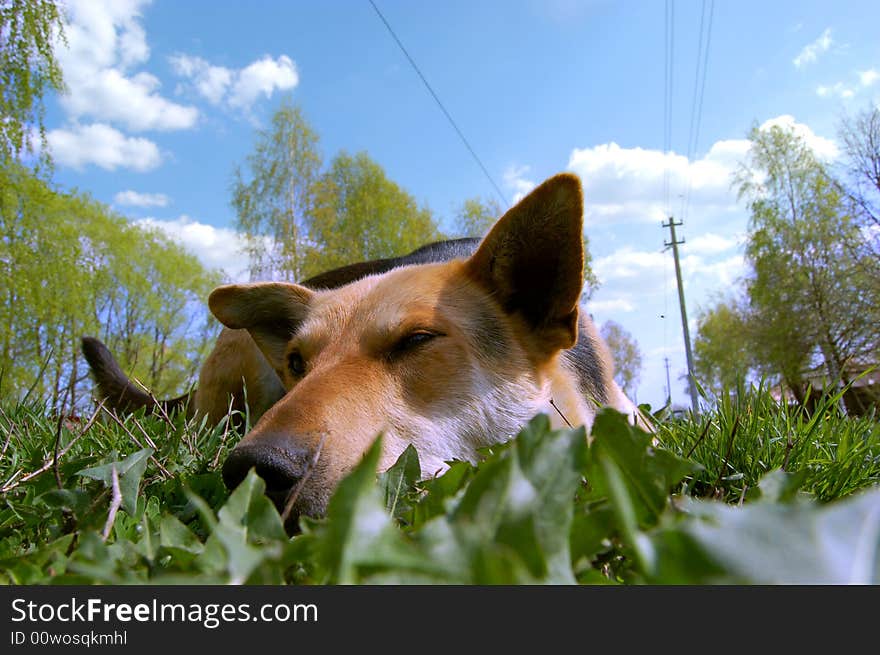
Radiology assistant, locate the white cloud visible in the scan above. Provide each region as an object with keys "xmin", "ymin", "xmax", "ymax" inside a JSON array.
[
  {"xmin": 586, "ymin": 297, "xmax": 636, "ymax": 315},
  {"xmin": 593, "ymin": 245, "xmax": 745, "ymax": 292},
  {"xmin": 56, "ymin": 0, "xmax": 198, "ymax": 132},
  {"xmin": 169, "ymin": 54, "xmax": 233, "ymax": 105},
  {"xmin": 681, "ymin": 233, "xmax": 740, "ymax": 255},
  {"xmin": 568, "ymin": 139, "xmax": 745, "ymax": 226},
  {"xmin": 793, "ymin": 28, "xmax": 833, "ymax": 68},
  {"xmin": 47, "ymin": 123, "xmax": 161, "ymax": 171},
  {"xmin": 758, "ymin": 115, "xmax": 838, "ymax": 159},
  {"xmin": 114, "ymin": 190, "xmax": 170, "ymax": 207},
  {"xmin": 858, "ymin": 69, "xmax": 879, "ymax": 87},
  {"xmin": 503, "ymin": 164, "xmax": 536, "ymax": 204},
  {"xmin": 229, "ymin": 55, "xmax": 299, "ymax": 111},
  {"xmin": 817, "ymin": 82, "xmax": 855, "ymax": 100},
  {"xmin": 134, "ymin": 216, "xmax": 251, "ymax": 282},
  {"xmin": 565, "ymin": 115, "xmax": 835, "ymax": 233},
  {"xmin": 684, "ymin": 253, "xmax": 746, "ymax": 286},
  {"xmin": 171, "ymin": 53, "xmax": 299, "ymax": 114},
  {"xmin": 594, "ymin": 247, "xmax": 667, "ymax": 284}
]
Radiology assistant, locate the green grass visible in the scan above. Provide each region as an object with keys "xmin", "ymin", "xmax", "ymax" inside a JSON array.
[
  {"xmin": 0, "ymin": 385, "xmax": 878, "ymax": 585},
  {"xmin": 657, "ymin": 382, "xmax": 880, "ymax": 502}
]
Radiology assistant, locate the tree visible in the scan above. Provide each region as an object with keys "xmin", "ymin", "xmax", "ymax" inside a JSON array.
[
  {"xmin": 838, "ymin": 105, "xmax": 880, "ymax": 234},
  {"xmin": 599, "ymin": 320, "xmax": 642, "ymax": 399},
  {"xmin": 0, "ymin": 164, "xmax": 221, "ymax": 411},
  {"xmin": 231, "ymin": 101, "xmax": 322, "ymax": 281},
  {"xmin": 454, "ymin": 196, "xmax": 503, "ymax": 237},
  {"xmin": 836, "ymin": 106, "xmax": 880, "ymax": 309},
  {"xmin": 693, "ymin": 295, "xmax": 759, "ymax": 396},
  {"xmin": 304, "ymin": 151, "xmax": 444, "ymax": 275},
  {"xmin": 0, "ymin": 0, "xmax": 65, "ymax": 169},
  {"xmin": 734, "ymin": 122, "xmax": 879, "ymax": 409}
]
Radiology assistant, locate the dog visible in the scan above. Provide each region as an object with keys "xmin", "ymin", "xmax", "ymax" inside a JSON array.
[{"xmin": 83, "ymin": 173, "xmax": 648, "ymax": 520}]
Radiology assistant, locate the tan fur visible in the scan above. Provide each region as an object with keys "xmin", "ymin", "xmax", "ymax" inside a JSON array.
[
  {"xmin": 83, "ymin": 173, "xmax": 651, "ymax": 521},
  {"xmin": 200, "ymin": 174, "xmax": 650, "ymax": 518}
]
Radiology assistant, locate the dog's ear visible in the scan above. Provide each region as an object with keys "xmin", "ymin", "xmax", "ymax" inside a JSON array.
[
  {"xmin": 464, "ymin": 173, "xmax": 584, "ymax": 357},
  {"xmin": 208, "ymin": 282, "xmax": 313, "ymax": 370}
]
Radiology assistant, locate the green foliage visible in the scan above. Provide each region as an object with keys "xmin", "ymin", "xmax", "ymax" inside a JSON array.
[
  {"xmin": 231, "ymin": 100, "xmax": 323, "ymax": 281},
  {"xmin": 0, "ymin": 164, "xmax": 222, "ymax": 410},
  {"xmin": 657, "ymin": 380, "xmax": 880, "ymax": 502},
  {"xmin": 2, "ymin": 385, "xmax": 878, "ymax": 585},
  {"xmin": 0, "ymin": 0, "xmax": 65, "ymax": 170},
  {"xmin": 599, "ymin": 320, "xmax": 643, "ymax": 398},
  {"xmin": 305, "ymin": 151, "xmax": 443, "ymax": 276},
  {"xmin": 693, "ymin": 295, "xmax": 757, "ymax": 395},
  {"xmin": 698, "ymin": 121, "xmax": 880, "ymax": 409},
  {"xmin": 453, "ymin": 196, "xmax": 503, "ymax": 237}
]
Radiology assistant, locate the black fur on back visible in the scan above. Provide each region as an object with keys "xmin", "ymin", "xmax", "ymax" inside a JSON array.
[{"xmin": 301, "ymin": 238, "xmax": 480, "ymax": 290}]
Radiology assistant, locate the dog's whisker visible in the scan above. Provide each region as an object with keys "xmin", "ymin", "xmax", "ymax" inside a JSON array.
[
  {"xmin": 549, "ymin": 398, "xmax": 574, "ymax": 428},
  {"xmin": 280, "ymin": 432, "xmax": 328, "ymax": 526}
]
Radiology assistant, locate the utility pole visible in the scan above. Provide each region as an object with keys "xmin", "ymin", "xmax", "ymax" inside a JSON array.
[{"xmin": 662, "ymin": 217, "xmax": 700, "ymax": 414}]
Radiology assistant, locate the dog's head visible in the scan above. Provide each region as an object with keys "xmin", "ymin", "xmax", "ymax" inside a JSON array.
[{"xmin": 210, "ymin": 173, "xmax": 585, "ymax": 519}]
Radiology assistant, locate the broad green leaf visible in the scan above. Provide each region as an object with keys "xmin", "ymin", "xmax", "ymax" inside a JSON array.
[
  {"xmin": 412, "ymin": 460, "xmax": 474, "ymax": 526},
  {"xmin": 217, "ymin": 468, "xmax": 286, "ymax": 542},
  {"xmin": 419, "ymin": 415, "xmax": 587, "ymax": 583},
  {"xmin": 378, "ymin": 443, "xmax": 421, "ymax": 521},
  {"xmin": 756, "ymin": 468, "xmax": 808, "ymax": 503},
  {"xmin": 589, "ymin": 409, "xmax": 700, "ymax": 525},
  {"xmin": 77, "ymin": 447, "xmax": 153, "ymax": 515},
  {"xmin": 313, "ymin": 436, "xmax": 428, "ymax": 583},
  {"xmin": 679, "ymin": 487, "xmax": 880, "ymax": 583},
  {"xmin": 159, "ymin": 514, "xmax": 204, "ymax": 555},
  {"xmin": 195, "ymin": 470, "xmax": 288, "ymax": 583},
  {"xmin": 570, "ymin": 505, "xmax": 616, "ymax": 565}
]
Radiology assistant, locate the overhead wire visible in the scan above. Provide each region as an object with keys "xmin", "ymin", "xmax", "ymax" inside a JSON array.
[
  {"xmin": 681, "ymin": 0, "xmax": 715, "ymax": 224},
  {"xmin": 368, "ymin": 0, "xmax": 509, "ymax": 207}
]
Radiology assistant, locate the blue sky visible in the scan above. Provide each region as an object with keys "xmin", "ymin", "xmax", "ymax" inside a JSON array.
[{"xmin": 43, "ymin": 0, "xmax": 880, "ymax": 410}]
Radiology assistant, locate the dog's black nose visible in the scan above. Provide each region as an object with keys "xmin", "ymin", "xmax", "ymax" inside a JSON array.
[{"xmin": 221, "ymin": 434, "xmax": 309, "ymax": 493}]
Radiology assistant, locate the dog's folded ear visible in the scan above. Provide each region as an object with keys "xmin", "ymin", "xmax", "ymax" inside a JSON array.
[
  {"xmin": 208, "ymin": 282, "xmax": 313, "ymax": 371},
  {"xmin": 465, "ymin": 173, "xmax": 584, "ymax": 358}
]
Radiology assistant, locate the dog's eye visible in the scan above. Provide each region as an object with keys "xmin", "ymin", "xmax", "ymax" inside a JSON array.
[
  {"xmin": 287, "ymin": 351, "xmax": 306, "ymax": 377},
  {"xmin": 391, "ymin": 331, "xmax": 438, "ymax": 357}
]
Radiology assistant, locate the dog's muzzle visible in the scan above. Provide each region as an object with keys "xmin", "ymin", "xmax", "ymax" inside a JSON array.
[{"xmin": 222, "ymin": 433, "xmax": 314, "ymax": 516}]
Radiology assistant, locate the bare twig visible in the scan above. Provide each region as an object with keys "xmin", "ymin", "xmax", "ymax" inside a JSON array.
[
  {"xmin": 548, "ymin": 398, "xmax": 574, "ymax": 428},
  {"xmin": 281, "ymin": 433, "xmax": 328, "ymax": 525},
  {"xmin": 211, "ymin": 396, "xmax": 236, "ymax": 470},
  {"xmin": 130, "ymin": 415, "xmax": 159, "ymax": 452},
  {"xmin": 102, "ymin": 465, "xmax": 122, "ymax": 542},
  {"xmin": 0, "ymin": 400, "xmax": 105, "ymax": 494}
]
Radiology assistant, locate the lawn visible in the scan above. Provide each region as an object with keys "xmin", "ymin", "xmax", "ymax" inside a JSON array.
[{"xmin": 1, "ymin": 385, "xmax": 878, "ymax": 584}]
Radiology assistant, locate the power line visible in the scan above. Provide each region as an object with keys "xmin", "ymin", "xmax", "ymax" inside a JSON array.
[
  {"xmin": 663, "ymin": 0, "xmax": 675, "ymax": 215},
  {"xmin": 368, "ymin": 0, "xmax": 508, "ymax": 207},
  {"xmin": 681, "ymin": 0, "xmax": 715, "ymax": 223}
]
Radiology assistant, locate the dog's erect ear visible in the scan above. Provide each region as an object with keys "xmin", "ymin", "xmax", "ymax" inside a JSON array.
[
  {"xmin": 465, "ymin": 173, "xmax": 584, "ymax": 356},
  {"xmin": 208, "ymin": 283, "xmax": 313, "ymax": 370}
]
